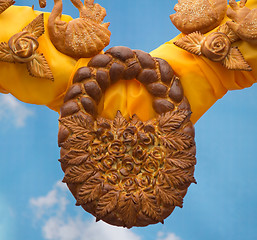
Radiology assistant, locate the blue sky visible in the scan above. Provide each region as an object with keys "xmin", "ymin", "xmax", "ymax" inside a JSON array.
[{"xmin": 1, "ymin": 0, "xmax": 257, "ymax": 240}]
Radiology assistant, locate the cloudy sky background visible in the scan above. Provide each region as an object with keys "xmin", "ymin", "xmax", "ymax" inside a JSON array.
[{"xmin": 1, "ymin": 0, "xmax": 257, "ymax": 240}]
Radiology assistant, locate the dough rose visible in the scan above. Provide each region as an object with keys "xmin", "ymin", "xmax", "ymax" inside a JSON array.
[{"xmin": 201, "ymin": 32, "xmax": 231, "ymax": 62}]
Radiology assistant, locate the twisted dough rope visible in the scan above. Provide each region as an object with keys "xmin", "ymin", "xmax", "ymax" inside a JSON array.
[{"xmin": 58, "ymin": 46, "xmax": 196, "ymax": 228}]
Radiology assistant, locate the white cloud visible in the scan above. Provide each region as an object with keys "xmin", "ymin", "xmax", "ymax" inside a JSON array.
[
  {"xmin": 30, "ymin": 181, "xmax": 181, "ymax": 240},
  {"xmin": 42, "ymin": 217, "xmax": 141, "ymax": 240},
  {"xmin": 30, "ymin": 181, "xmax": 141, "ymax": 240},
  {"xmin": 30, "ymin": 189, "xmax": 58, "ymax": 209},
  {"xmin": 30, "ymin": 181, "xmax": 68, "ymax": 219},
  {"xmin": 0, "ymin": 94, "xmax": 33, "ymax": 127},
  {"xmin": 157, "ymin": 232, "xmax": 181, "ymax": 240}
]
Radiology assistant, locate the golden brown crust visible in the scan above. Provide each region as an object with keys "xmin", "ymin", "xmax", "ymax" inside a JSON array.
[
  {"xmin": 58, "ymin": 47, "xmax": 196, "ymax": 228},
  {"xmin": 174, "ymin": 31, "xmax": 252, "ymax": 71},
  {"xmin": 0, "ymin": 14, "xmax": 54, "ymax": 80},
  {"xmin": 201, "ymin": 32, "xmax": 231, "ymax": 62},
  {"xmin": 48, "ymin": 0, "xmax": 111, "ymax": 59},
  {"xmin": 227, "ymin": 0, "xmax": 257, "ymax": 44},
  {"xmin": 39, "ymin": 0, "xmax": 46, "ymax": 8},
  {"xmin": 170, "ymin": 0, "xmax": 227, "ymax": 34},
  {"xmin": 0, "ymin": 0, "xmax": 15, "ymax": 14}
]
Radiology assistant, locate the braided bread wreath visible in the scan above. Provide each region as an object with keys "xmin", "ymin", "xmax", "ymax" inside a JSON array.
[
  {"xmin": 58, "ymin": 46, "xmax": 196, "ymax": 228},
  {"xmin": 2, "ymin": 0, "xmax": 257, "ymax": 232}
]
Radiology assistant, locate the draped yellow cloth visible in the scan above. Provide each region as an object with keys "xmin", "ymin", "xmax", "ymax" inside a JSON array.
[
  {"xmin": 0, "ymin": 1, "xmax": 257, "ymax": 124},
  {"xmin": 151, "ymin": 37, "xmax": 257, "ymax": 123},
  {"xmin": 0, "ymin": 7, "xmax": 77, "ymax": 111}
]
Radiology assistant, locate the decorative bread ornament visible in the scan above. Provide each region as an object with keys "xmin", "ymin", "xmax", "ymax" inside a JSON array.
[
  {"xmin": 217, "ymin": 23, "xmax": 240, "ymax": 43},
  {"xmin": 170, "ymin": 0, "xmax": 227, "ymax": 34},
  {"xmin": 0, "ymin": 14, "xmax": 54, "ymax": 80},
  {"xmin": 48, "ymin": 0, "xmax": 111, "ymax": 59},
  {"xmin": 58, "ymin": 46, "xmax": 196, "ymax": 228},
  {"xmin": 174, "ymin": 31, "xmax": 252, "ymax": 71},
  {"xmin": 39, "ymin": 0, "xmax": 46, "ymax": 8},
  {"xmin": 0, "ymin": 0, "xmax": 15, "ymax": 14},
  {"xmin": 227, "ymin": 0, "xmax": 257, "ymax": 44}
]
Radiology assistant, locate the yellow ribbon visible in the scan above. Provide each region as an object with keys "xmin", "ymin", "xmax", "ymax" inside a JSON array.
[{"xmin": 0, "ymin": 1, "xmax": 257, "ymax": 124}]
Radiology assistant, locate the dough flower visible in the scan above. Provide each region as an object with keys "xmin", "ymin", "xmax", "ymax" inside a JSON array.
[
  {"xmin": 9, "ymin": 32, "xmax": 39, "ymax": 62},
  {"xmin": 201, "ymin": 32, "xmax": 231, "ymax": 62},
  {"xmin": 0, "ymin": 13, "xmax": 54, "ymax": 80},
  {"xmin": 174, "ymin": 31, "xmax": 252, "ymax": 71}
]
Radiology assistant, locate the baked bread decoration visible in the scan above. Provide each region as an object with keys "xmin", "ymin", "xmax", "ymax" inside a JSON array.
[
  {"xmin": 171, "ymin": 0, "xmax": 256, "ymax": 70},
  {"xmin": 1, "ymin": 0, "xmax": 257, "ymax": 231},
  {"xmin": 0, "ymin": 0, "xmax": 15, "ymax": 14},
  {"xmin": 39, "ymin": 0, "xmax": 46, "ymax": 8},
  {"xmin": 174, "ymin": 30, "xmax": 252, "ymax": 71},
  {"xmin": 48, "ymin": 0, "xmax": 111, "ymax": 59},
  {"xmin": 58, "ymin": 46, "xmax": 196, "ymax": 228},
  {"xmin": 172, "ymin": 0, "xmax": 253, "ymax": 71},
  {"xmin": 0, "ymin": 13, "xmax": 54, "ymax": 80},
  {"xmin": 170, "ymin": 0, "xmax": 227, "ymax": 34},
  {"xmin": 227, "ymin": 0, "xmax": 257, "ymax": 44}
]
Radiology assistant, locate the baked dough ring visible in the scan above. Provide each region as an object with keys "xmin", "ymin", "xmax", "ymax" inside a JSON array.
[
  {"xmin": 58, "ymin": 46, "xmax": 196, "ymax": 228},
  {"xmin": 0, "ymin": 1, "xmax": 257, "ymax": 229}
]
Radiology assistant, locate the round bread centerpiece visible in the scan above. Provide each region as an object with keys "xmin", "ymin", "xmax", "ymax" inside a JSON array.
[{"xmin": 58, "ymin": 46, "xmax": 196, "ymax": 228}]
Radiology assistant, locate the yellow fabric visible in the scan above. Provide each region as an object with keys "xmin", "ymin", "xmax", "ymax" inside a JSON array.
[
  {"xmin": 69, "ymin": 58, "xmax": 155, "ymax": 122},
  {"xmin": 102, "ymin": 79, "xmax": 155, "ymax": 122},
  {"xmin": 99, "ymin": 0, "xmax": 257, "ymax": 123},
  {"xmin": 0, "ymin": 2, "xmax": 257, "ymax": 123},
  {"xmin": 0, "ymin": 6, "xmax": 77, "ymax": 112},
  {"xmin": 101, "ymin": 0, "xmax": 257, "ymax": 123},
  {"xmin": 151, "ymin": 37, "xmax": 256, "ymax": 123},
  {"xmin": 151, "ymin": 0, "xmax": 257, "ymax": 123}
]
